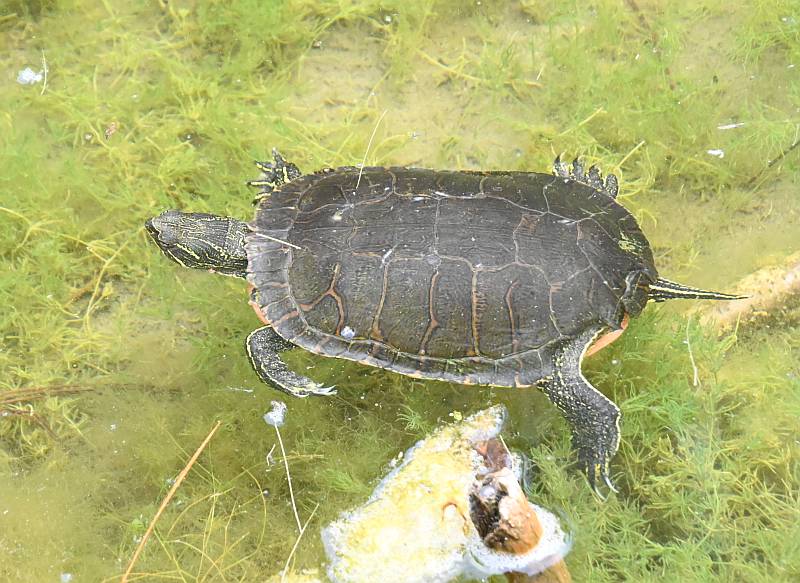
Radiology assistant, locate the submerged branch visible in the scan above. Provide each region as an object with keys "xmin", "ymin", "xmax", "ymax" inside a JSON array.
[
  {"xmin": 0, "ymin": 385, "xmax": 94, "ymax": 407},
  {"xmin": 121, "ymin": 420, "xmax": 222, "ymax": 583}
]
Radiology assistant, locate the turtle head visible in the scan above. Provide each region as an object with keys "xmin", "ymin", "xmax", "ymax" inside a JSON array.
[{"xmin": 145, "ymin": 210, "xmax": 249, "ymax": 278}]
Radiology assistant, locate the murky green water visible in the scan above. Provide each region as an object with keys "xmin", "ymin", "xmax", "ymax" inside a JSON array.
[{"xmin": 1, "ymin": 1, "xmax": 798, "ymax": 581}]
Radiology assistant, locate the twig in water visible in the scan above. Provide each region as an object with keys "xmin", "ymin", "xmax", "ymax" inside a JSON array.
[
  {"xmin": 263, "ymin": 402, "xmax": 319, "ymax": 581},
  {"xmin": 616, "ymin": 140, "xmax": 646, "ymax": 170},
  {"xmin": 83, "ymin": 238, "xmax": 131, "ymax": 331},
  {"xmin": 121, "ymin": 420, "xmax": 222, "ymax": 583},
  {"xmin": 355, "ymin": 109, "xmax": 388, "ymax": 191},
  {"xmin": 281, "ymin": 502, "xmax": 320, "ymax": 583},
  {"xmin": 745, "ymin": 126, "xmax": 800, "ymax": 187},
  {"xmin": 264, "ymin": 401, "xmax": 302, "ymax": 533},
  {"xmin": 274, "ymin": 421, "xmax": 302, "ymax": 532},
  {"xmin": 685, "ymin": 319, "xmax": 700, "ymax": 388},
  {"xmin": 767, "ymin": 135, "xmax": 800, "ymax": 168},
  {"xmin": 40, "ymin": 50, "xmax": 48, "ymax": 96},
  {"xmin": 0, "ymin": 384, "xmax": 93, "ymax": 407},
  {"xmin": 558, "ymin": 107, "xmax": 605, "ymax": 136}
]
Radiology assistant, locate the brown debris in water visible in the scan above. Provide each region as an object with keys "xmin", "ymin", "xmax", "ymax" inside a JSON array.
[
  {"xmin": 470, "ymin": 439, "xmax": 572, "ymax": 583},
  {"xmin": 321, "ymin": 406, "xmax": 571, "ymax": 583},
  {"xmin": 699, "ymin": 251, "xmax": 800, "ymax": 331}
]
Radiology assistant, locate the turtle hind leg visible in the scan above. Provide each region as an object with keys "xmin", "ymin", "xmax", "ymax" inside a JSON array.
[
  {"xmin": 246, "ymin": 326, "xmax": 336, "ymax": 398},
  {"xmin": 541, "ymin": 328, "xmax": 621, "ymax": 498}
]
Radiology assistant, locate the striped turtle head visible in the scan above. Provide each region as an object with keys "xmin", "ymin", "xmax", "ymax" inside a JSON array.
[{"xmin": 145, "ymin": 210, "xmax": 249, "ymax": 278}]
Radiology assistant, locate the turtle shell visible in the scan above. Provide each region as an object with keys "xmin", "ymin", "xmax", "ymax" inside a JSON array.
[{"xmin": 245, "ymin": 167, "xmax": 657, "ymax": 387}]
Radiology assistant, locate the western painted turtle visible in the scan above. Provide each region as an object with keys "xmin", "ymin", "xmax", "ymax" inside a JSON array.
[{"xmin": 145, "ymin": 151, "xmax": 743, "ymax": 495}]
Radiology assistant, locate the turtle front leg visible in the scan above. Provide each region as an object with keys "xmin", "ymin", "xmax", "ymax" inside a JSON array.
[
  {"xmin": 541, "ymin": 329, "xmax": 621, "ymax": 498},
  {"xmin": 246, "ymin": 149, "xmax": 302, "ymax": 201},
  {"xmin": 246, "ymin": 326, "xmax": 336, "ymax": 398}
]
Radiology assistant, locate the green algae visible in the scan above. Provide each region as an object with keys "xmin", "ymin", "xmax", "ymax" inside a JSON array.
[{"xmin": 1, "ymin": 0, "xmax": 799, "ymax": 581}]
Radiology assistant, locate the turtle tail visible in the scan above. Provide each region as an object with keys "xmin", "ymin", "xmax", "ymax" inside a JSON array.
[{"xmin": 648, "ymin": 278, "xmax": 747, "ymax": 303}]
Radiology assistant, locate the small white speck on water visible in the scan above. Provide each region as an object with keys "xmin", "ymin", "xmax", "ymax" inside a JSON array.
[
  {"xmin": 707, "ymin": 149, "xmax": 725, "ymax": 158},
  {"xmin": 717, "ymin": 122, "xmax": 745, "ymax": 130},
  {"xmin": 341, "ymin": 326, "xmax": 356, "ymax": 340},
  {"xmin": 264, "ymin": 400, "xmax": 287, "ymax": 427},
  {"xmin": 16, "ymin": 67, "xmax": 42, "ymax": 85}
]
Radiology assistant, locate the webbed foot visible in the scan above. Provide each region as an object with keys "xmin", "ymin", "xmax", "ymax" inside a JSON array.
[
  {"xmin": 246, "ymin": 326, "xmax": 336, "ymax": 398},
  {"xmin": 571, "ymin": 412, "xmax": 621, "ymax": 499},
  {"xmin": 247, "ymin": 148, "xmax": 302, "ymax": 201}
]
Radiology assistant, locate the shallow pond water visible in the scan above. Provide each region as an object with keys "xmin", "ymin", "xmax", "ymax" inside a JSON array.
[{"xmin": 1, "ymin": 1, "xmax": 798, "ymax": 581}]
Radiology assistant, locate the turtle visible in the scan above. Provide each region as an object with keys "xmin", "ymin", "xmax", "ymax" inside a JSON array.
[{"xmin": 145, "ymin": 151, "xmax": 744, "ymax": 495}]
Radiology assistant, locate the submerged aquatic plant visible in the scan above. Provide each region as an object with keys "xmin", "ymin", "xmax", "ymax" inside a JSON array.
[{"xmin": 1, "ymin": 0, "xmax": 798, "ymax": 581}]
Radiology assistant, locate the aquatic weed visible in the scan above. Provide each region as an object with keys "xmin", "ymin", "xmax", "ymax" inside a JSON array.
[{"xmin": 1, "ymin": 0, "xmax": 798, "ymax": 581}]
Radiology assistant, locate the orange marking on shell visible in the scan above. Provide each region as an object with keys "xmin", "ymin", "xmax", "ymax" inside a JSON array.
[
  {"xmin": 247, "ymin": 283, "xmax": 271, "ymax": 325},
  {"xmin": 586, "ymin": 313, "xmax": 629, "ymax": 358}
]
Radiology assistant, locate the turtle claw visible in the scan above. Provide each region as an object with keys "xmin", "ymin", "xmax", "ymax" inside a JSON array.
[
  {"xmin": 604, "ymin": 472, "xmax": 619, "ymax": 494},
  {"xmin": 553, "ymin": 154, "xmax": 570, "ymax": 178},
  {"xmin": 571, "ymin": 158, "xmax": 585, "ymax": 182},
  {"xmin": 306, "ymin": 384, "xmax": 337, "ymax": 397},
  {"xmin": 254, "ymin": 159, "xmax": 273, "ymax": 173},
  {"xmin": 279, "ymin": 381, "xmax": 336, "ymax": 399},
  {"xmin": 587, "ymin": 165, "xmax": 603, "ymax": 190},
  {"xmin": 604, "ymin": 173, "xmax": 619, "ymax": 199},
  {"xmin": 578, "ymin": 450, "xmax": 617, "ymax": 500}
]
